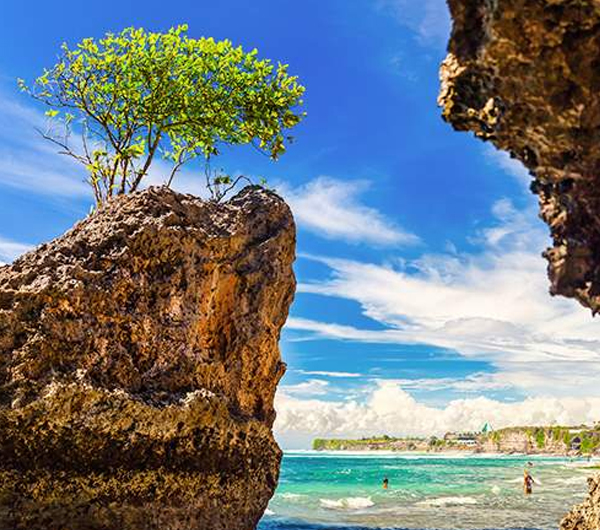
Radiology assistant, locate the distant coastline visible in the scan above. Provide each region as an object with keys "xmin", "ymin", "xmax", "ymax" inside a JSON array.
[{"xmin": 313, "ymin": 425, "xmax": 600, "ymax": 456}]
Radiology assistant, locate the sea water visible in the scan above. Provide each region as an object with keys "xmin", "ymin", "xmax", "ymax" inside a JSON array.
[{"xmin": 258, "ymin": 452, "xmax": 595, "ymax": 530}]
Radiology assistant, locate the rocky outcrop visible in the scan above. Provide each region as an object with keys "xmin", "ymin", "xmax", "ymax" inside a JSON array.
[
  {"xmin": 0, "ymin": 186, "xmax": 296, "ymax": 529},
  {"xmin": 561, "ymin": 475, "xmax": 600, "ymax": 530},
  {"xmin": 439, "ymin": 0, "xmax": 600, "ymax": 313}
]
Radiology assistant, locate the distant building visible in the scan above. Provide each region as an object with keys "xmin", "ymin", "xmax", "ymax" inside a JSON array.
[
  {"xmin": 456, "ymin": 433, "xmax": 478, "ymax": 446},
  {"xmin": 442, "ymin": 432, "xmax": 478, "ymax": 446}
]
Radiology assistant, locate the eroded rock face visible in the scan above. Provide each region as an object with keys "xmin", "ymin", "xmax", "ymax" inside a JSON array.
[
  {"xmin": 0, "ymin": 186, "xmax": 296, "ymax": 529},
  {"xmin": 561, "ymin": 475, "xmax": 600, "ymax": 530},
  {"xmin": 439, "ymin": 0, "xmax": 600, "ymax": 313}
]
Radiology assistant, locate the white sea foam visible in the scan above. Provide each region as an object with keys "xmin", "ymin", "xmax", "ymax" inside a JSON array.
[
  {"xmin": 508, "ymin": 477, "xmax": 525, "ymax": 483},
  {"xmin": 264, "ymin": 508, "xmax": 275, "ymax": 516},
  {"xmin": 280, "ymin": 492, "xmax": 306, "ymax": 501},
  {"xmin": 554, "ymin": 476, "xmax": 587, "ymax": 485},
  {"xmin": 319, "ymin": 496, "xmax": 375, "ymax": 510},
  {"xmin": 269, "ymin": 454, "xmax": 582, "ymax": 528},
  {"xmin": 416, "ymin": 496, "xmax": 479, "ymax": 507}
]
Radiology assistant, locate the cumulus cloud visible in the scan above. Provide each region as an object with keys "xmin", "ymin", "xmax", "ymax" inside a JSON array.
[
  {"xmin": 288, "ymin": 198, "xmax": 600, "ymax": 396},
  {"xmin": 275, "ymin": 380, "xmax": 600, "ymax": 444},
  {"xmin": 282, "ymin": 176, "xmax": 419, "ymax": 246}
]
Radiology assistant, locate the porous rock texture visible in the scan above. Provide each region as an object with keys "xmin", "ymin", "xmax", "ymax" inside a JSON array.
[
  {"xmin": 0, "ymin": 185, "xmax": 295, "ymax": 530},
  {"xmin": 439, "ymin": 0, "xmax": 600, "ymax": 313},
  {"xmin": 560, "ymin": 475, "xmax": 600, "ymax": 530}
]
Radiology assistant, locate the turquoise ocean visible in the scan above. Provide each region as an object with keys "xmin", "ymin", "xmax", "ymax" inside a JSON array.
[{"xmin": 258, "ymin": 452, "xmax": 594, "ymax": 530}]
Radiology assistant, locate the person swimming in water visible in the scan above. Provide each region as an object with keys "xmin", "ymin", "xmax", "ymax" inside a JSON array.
[
  {"xmin": 523, "ymin": 469, "xmax": 534, "ymax": 495},
  {"xmin": 382, "ymin": 476, "xmax": 389, "ymax": 489}
]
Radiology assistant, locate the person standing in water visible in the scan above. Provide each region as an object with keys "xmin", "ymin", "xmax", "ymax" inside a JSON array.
[
  {"xmin": 382, "ymin": 477, "xmax": 389, "ymax": 490},
  {"xmin": 523, "ymin": 469, "xmax": 534, "ymax": 495}
]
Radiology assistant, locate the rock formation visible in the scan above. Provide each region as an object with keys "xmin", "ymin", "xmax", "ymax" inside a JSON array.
[
  {"xmin": 439, "ymin": 0, "xmax": 600, "ymax": 313},
  {"xmin": 561, "ymin": 475, "xmax": 600, "ymax": 530},
  {"xmin": 440, "ymin": 2, "xmax": 600, "ymax": 528},
  {"xmin": 0, "ymin": 186, "xmax": 296, "ymax": 529}
]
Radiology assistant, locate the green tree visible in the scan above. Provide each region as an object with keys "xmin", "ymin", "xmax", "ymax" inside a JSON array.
[
  {"xmin": 535, "ymin": 428, "xmax": 546, "ymax": 449},
  {"xmin": 19, "ymin": 25, "xmax": 305, "ymax": 206}
]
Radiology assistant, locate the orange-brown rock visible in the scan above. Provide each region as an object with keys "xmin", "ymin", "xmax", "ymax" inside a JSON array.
[
  {"xmin": 439, "ymin": 0, "xmax": 600, "ymax": 313},
  {"xmin": 0, "ymin": 185, "xmax": 296, "ymax": 529},
  {"xmin": 561, "ymin": 475, "xmax": 600, "ymax": 530}
]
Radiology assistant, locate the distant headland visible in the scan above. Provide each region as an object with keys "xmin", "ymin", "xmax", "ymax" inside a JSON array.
[{"xmin": 313, "ymin": 424, "xmax": 600, "ymax": 456}]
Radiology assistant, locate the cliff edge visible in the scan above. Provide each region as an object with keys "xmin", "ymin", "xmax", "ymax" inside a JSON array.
[
  {"xmin": 0, "ymin": 185, "xmax": 296, "ymax": 529},
  {"xmin": 561, "ymin": 475, "xmax": 600, "ymax": 530},
  {"xmin": 439, "ymin": 0, "xmax": 600, "ymax": 313},
  {"xmin": 439, "ymin": 1, "xmax": 600, "ymax": 528}
]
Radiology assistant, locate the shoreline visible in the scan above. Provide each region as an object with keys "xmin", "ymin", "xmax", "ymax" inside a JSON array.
[{"xmin": 291, "ymin": 448, "xmax": 599, "ymax": 460}]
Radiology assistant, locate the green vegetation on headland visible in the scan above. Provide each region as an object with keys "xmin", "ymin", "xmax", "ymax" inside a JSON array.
[
  {"xmin": 313, "ymin": 435, "xmax": 426, "ymax": 451},
  {"xmin": 313, "ymin": 424, "xmax": 600, "ymax": 455}
]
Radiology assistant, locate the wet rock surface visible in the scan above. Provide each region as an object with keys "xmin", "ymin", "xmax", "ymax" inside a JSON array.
[
  {"xmin": 439, "ymin": 0, "xmax": 600, "ymax": 313},
  {"xmin": 0, "ymin": 186, "xmax": 296, "ymax": 529}
]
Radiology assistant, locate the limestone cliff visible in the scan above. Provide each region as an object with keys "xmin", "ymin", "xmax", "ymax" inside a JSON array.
[
  {"xmin": 561, "ymin": 475, "xmax": 600, "ymax": 530},
  {"xmin": 439, "ymin": 0, "xmax": 600, "ymax": 313},
  {"xmin": 0, "ymin": 185, "xmax": 296, "ymax": 529},
  {"xmin": 314, "ymin": 426, "xmax": 599, "ymax": 455},
  {"xmin": 479, "ymin": 426, "xmax": 599, "ymax": 455}
]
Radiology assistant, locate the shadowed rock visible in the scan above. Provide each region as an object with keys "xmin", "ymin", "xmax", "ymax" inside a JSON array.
[
  {"xmin": 439, "ymin": 2, "xmax": 600, "ymax": 528},
  {"xmin": 439, "ymin": 0, "xmax": 600, "ymax": 313},
  {"xmin": 0, "ymin": 185, "xmax": 296, "ymax": 529},
  {"xmin": 561, "ymin": 474, "xmax": 600, "ymax": 530}
]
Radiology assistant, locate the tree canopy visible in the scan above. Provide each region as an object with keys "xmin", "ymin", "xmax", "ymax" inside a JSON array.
[{"xmin": 20, "ymin": 25, "xmax": 305, "ymax": 205}]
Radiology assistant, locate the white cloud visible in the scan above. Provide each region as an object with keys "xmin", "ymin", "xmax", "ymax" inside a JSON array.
[
  {"xmin": 280, "ymin": 379, "xmax": 330, "ymax": 397},
  {"xmin": 287, "ymin": 198, "xmax": 600, "ymax": 396},
  {"xmin": 377, "ymin": 0, "xmax": 451, "ymax": 49},
  {"xmin": 142, "ymin": 159, "xmax": 209, "ymax": 197},
  {"xmin": 297, "ymin": 370, "xmax": 362, "ymax": 378},
  {"xmin": 281, "ymin": 176, "xmax": 419, "ymax": 246},
  {"xmin": 484, "ymin": 145, "xmax": 531, "ymax": 189},
  {"xmin": 0, "ymin": 88, "xmax": 211, "ymax": 200},
  {"xmin": 0, "ymin": 235, "xmax": 32, "ymax": 264},
  {"xmin": 379, "ymin": 373, "xmax": 512, "ymax": 392},
  {"xmin": 275, "ymin": 380, "xmax": 600, "ymax": 445},
  {"xmin": 0, "ymin": 91, "xmax": 91, "ymax": 198}
]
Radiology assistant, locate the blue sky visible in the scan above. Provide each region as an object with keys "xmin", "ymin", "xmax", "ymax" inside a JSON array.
[{"xmin": 1, "ymin": 0, "xmax": 599, "ymax": 449}]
